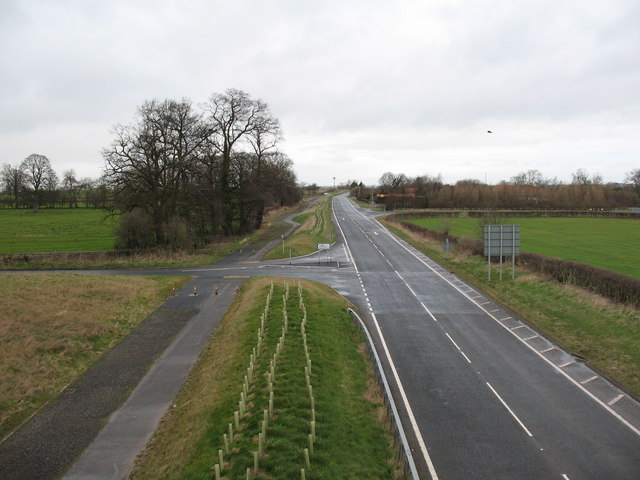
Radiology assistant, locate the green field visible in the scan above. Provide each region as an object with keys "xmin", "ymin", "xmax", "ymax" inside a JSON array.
[
  {"xmin": 407, "ymin": 217, "xmax": 640, "ymax": 278},
  {"xmin": 0, "ymin": 208, "xmax": 117, "ymax": 253}
]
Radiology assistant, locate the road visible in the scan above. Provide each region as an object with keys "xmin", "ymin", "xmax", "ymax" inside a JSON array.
[
  {"xmin": 328, "ymin": 194, "xmax": 640, "ymax": 479},
  {"xmin": 3, "ymin": 194, "xmax": 639, "ymax": 480}
]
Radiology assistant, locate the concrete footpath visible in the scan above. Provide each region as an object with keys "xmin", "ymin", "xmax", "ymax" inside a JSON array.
[{"xmin": 63, "ymin": 279, "xmax": 241, "ymax": 480}]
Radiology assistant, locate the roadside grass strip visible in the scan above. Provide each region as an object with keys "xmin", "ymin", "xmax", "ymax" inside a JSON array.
[
  {"xmin": 131, "ymin": 277, "xmax": 399, "ymax": 480},
  {"xmin": 263, "ymin": 197, "xmax": 335, "ymax": 260}
]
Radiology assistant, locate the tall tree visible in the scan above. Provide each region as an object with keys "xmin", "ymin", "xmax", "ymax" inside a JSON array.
[
  {"xmin": 1, "ymin": 163, "xmax": 25, "ymax": 208},
  {"xmin": 20, "ymin": 153, "xmax": 57, "ymax": 211},
  {"xmin": 103, "ymin": 99, "xmax": 204, "ymax": 245},
  {"xmin": 204, "ymin": 89, "xmax": 278, "ymax": 234},
  {"xmin": 625, "ymin": 168, "xmax": 640, "ymax": 197},
  {"xmin": 63, "ymin": 169, "xmax": 80, "ymax": 208}
]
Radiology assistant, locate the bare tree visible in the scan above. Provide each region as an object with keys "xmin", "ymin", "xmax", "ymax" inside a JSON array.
[
  {"xmin": 63, "ymin": 169, "xmax": 80, "ymax": 208},
  {"xmin": 1, "ymin": 163, "xmax": 25, "ymax": 208},
  {"xmin": 204, "ymin": 89, "xmax": 279, "ymax": 234},
  {"xmin": 625, "ymin": 168, "xmax": 640, "ymax": 197},
  {"xmin": 103, "ymin": 99, "xmax": 204, "ymax": 245},
  {"xmin": 20, "ymin": 153, "xmax": 57, "ymax": 211}
]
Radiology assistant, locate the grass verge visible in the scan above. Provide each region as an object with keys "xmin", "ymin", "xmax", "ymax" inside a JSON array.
[
  {"xmin": 131, "ymin": 277, "xmax": 401, "ymax": 480},
  {"xmin": 382, "ymin": 218, "xmax": 640, "ymax": 399},
  {"xmin": 0, "ymin": 273, "xmax": 189, "ymax": 439},
  {"xmin": 263, "ymin": 196, "xmax": 335, "ymax": 260}
]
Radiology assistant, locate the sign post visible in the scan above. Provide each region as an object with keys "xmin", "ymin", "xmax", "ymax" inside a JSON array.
[{"xmin": 483, "ymin": 225, "xmax": 520, "ymax": 281}]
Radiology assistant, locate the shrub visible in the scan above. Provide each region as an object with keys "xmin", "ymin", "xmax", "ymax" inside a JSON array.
[
  {"xmin": 115, "ymin": 208, "xmax": 156, "ymax": 250},
  {"xmin": 164, "ymin": 216, "xmax": 191, "ymax": 251}
]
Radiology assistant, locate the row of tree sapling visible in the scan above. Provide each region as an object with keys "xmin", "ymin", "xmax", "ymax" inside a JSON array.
[{"xmin": 212, "ymin": 281, "xmax": 317, "ymax": 479}]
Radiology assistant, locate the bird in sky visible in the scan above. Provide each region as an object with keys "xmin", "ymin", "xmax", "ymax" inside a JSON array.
[{"xmin": 487, "ymin": 130, "xmax": 493, "ymax": 133}]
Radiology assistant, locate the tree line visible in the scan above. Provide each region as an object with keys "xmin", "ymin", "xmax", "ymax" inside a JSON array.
[
  {"xmin": 1, "ymin": 154, "xmax": 109, "ymax": 210},
  {"xmin": 350, "ymin": 168, "xmax": 640, "ymax": 210}
]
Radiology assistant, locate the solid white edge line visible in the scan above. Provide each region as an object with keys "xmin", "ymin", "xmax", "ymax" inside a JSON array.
[
  {"xmin": 372, "ymin": 209, "xmax": 640, "ymax": 438},
  {"xmin": 332, "ymin": 197, "xmax": 439, "ymax": 480},
  {"xmin": 486, "ymin": 382, "xmax": 534, "ymax": 437}
]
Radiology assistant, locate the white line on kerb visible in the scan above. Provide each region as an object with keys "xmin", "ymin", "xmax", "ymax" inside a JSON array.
[
  {"xmin": 559, "ymin": 360, "xmax": 576, "ymax": 368},
  {"xmin": 581, "ymin": 376, "xmax": 598, "ymax": 385},
  {"xmin": 486, "ymin": 382, "xmax": 533, "ymax": 437},
  {"xmin": 562, "ymin": 474, "xmax": 571, "ymax": 480},
  {"xmin": 608, "ymin": 394, "xmax": 624, "ymax": 406}
]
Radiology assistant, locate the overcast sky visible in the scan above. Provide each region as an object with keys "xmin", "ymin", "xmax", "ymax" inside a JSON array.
[{"xmin": 1, "ymin": 0, "xmax": 639, "ymax": 186}]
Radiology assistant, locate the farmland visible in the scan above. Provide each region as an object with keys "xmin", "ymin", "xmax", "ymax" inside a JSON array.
[
  {"xmin": 406, "ymin": 216, "xmax": 640, "ymax": 278},
  {"xmin": 0, "ymin": 208, "xmax": 117, "ymax": 253}
]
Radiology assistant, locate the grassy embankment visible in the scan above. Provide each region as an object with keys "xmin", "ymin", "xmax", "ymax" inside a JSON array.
[
  {"xmin": 0, "ymin": 204, "xmax": 301, "ymax": 269},
  {"xmin": 382, "ymin": 217, "xmax": 640, "ymax": 399},
  {"xmin": 131, "ymin": 277, "xmax": 400, "ymax": 480},
  {"xmin": 407, "ymin": 216, "xmax": 640, "ymax": 279},
  {"xmin": 262, "ymin": 196, "xmax": 335, "ymax": 260},
  {"xmin": 0, "ymin": 273, "xmax": 189, "ymax": 439}
]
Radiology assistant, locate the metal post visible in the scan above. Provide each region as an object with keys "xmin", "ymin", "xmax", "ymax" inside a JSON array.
[
  {"xmin": 487, "ymin": 225, "xmax": 491, "ymax": 281},
  {"xmin": 512, "ymin": 225, "xmax": 516, "ymax": 280},
  {"xmin": 499, "ymin": 225, "xmax": 503, "ymax": 281}
]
